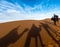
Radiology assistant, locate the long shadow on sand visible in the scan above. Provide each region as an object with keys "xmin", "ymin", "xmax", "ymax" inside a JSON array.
[
  {"xmin": 0, "ymin": 26, "xmax": 28, "ymax": 47},
  {"xmin": 44, "ymin": 21, "xmax": 60, "ymax": 35},
  {"xmin": 44, "ymin": 21, "xmax": 60, "ymax": 30},
  {"xmin": 42, "ymin": 22, "xmax": 60, "ymax": 37},
  {"xmin": 24, "ymin": 24, "xmax": 44, "ymax": 47},
  {"xmin": 41, "ymin": 23, "xmax": 60, "ymax": 46}
]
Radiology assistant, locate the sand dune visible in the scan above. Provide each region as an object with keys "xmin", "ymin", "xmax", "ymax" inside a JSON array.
[{"xmin": 0, "ymin": 19, "xmax": 60, "ymax": 47}]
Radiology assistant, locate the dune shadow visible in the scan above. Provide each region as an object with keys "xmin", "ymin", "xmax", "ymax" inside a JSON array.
[
  {"xmin": 24, "ymin": 24, "xmax": 44, "ymax": 47},
  {"xmin": 0, "ymin": 26, "xmax": 28, "ymax": 47},
  {"xmin": 41, "ymin": 23, "xmax": 60, "ymax": 46}
]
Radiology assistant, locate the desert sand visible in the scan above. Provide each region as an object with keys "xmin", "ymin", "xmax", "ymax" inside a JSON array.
[{"xmin": 0, "ymin": 19, "xmax": 60, "ymax": 47}]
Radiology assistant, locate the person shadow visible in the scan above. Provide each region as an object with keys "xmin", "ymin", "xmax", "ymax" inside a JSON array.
[
  {"xmin": 41, "ymin": 23, "xmax": 60, "ymax": 47},
  {"xmin": 0, "ymin": 26, "xmax": 28, "ymax": 47},
  {"xmin": 24, "ymin": 24, "xmax": 44, "ymax": 47}
]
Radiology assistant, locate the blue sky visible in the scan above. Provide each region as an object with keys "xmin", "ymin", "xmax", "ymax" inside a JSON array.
[{"xmin": 0, "ymin": 0, "xmax": 60, "ymax": 23}]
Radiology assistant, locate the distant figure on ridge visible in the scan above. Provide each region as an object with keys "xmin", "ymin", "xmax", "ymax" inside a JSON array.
[{"xmin": 51, "ymin": 14, "xmax": 59, "ymax": 25}]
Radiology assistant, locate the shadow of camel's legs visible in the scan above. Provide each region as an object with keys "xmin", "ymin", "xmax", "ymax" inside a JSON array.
[
  {"xmin": 35, "ymin": 37, "xmax": 38, "ymax": 47},
  {"xmin": 24, "ymin": 24, "xmax": 42, "ymax": 47},
  {"xmin": 24, "ymin": 35, "xmax": 31, "ymax": 47},
  {"xmin": 38, "ymin": 34, "xmax": 44, "ymax": 47}
]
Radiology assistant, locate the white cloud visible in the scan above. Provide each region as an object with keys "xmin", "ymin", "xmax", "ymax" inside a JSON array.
[{"xmin": 0, "ymin": 0, "xmax": 60, "ymax": 23}]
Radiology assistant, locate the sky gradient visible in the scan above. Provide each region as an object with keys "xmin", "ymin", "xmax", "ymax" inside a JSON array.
[{"xmin": 0, "ymin": 0, "xmax": 60, "ymax": 23}]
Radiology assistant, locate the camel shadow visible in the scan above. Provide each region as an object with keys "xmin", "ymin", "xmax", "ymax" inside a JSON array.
[
  {"xmin": 41, "ymin": 23, "xmax": 60, "ymax": 46},
  {"xmin": 0, "ymin": 26, "xmax": 28, "ymax": 47},
  {"xmin": 24, "ymin": 24, "xmax": 44, "ymax": 47}
]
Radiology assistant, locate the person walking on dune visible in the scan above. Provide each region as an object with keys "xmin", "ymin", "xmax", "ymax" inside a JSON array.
[{"xmin": 51, "ymin": 14, "xmax": 59, "ymax": 25}]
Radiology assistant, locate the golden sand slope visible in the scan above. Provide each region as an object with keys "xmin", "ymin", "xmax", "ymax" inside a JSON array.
[{"xmin": 0, "ymin": 19, "xmax": 60, "ymax": 47}]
